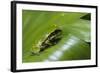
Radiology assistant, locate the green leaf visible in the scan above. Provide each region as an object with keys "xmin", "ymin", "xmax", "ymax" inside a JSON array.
[
  {"xmin": 63, "ymin": 19, "xmax": 90, "ymax": 42},
  {"xmin": 22, "ymin": 10, "xmax": 90, "ymax": 62}
]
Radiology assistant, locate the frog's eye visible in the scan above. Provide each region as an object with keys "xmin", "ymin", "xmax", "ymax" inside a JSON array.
[{"xmin": 39, "ymin": 29, "xmax": 62, "ymax": 52}]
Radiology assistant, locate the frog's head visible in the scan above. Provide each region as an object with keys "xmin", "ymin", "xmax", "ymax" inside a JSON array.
[{"xmin": 31, "ymin": 42, "xmax": 41, "ymax": 55}]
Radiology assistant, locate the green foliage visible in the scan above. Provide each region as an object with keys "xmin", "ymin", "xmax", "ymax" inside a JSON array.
[{"xmin": 22, "ymin": 10, "xmax": 91, "ymax": 62}]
